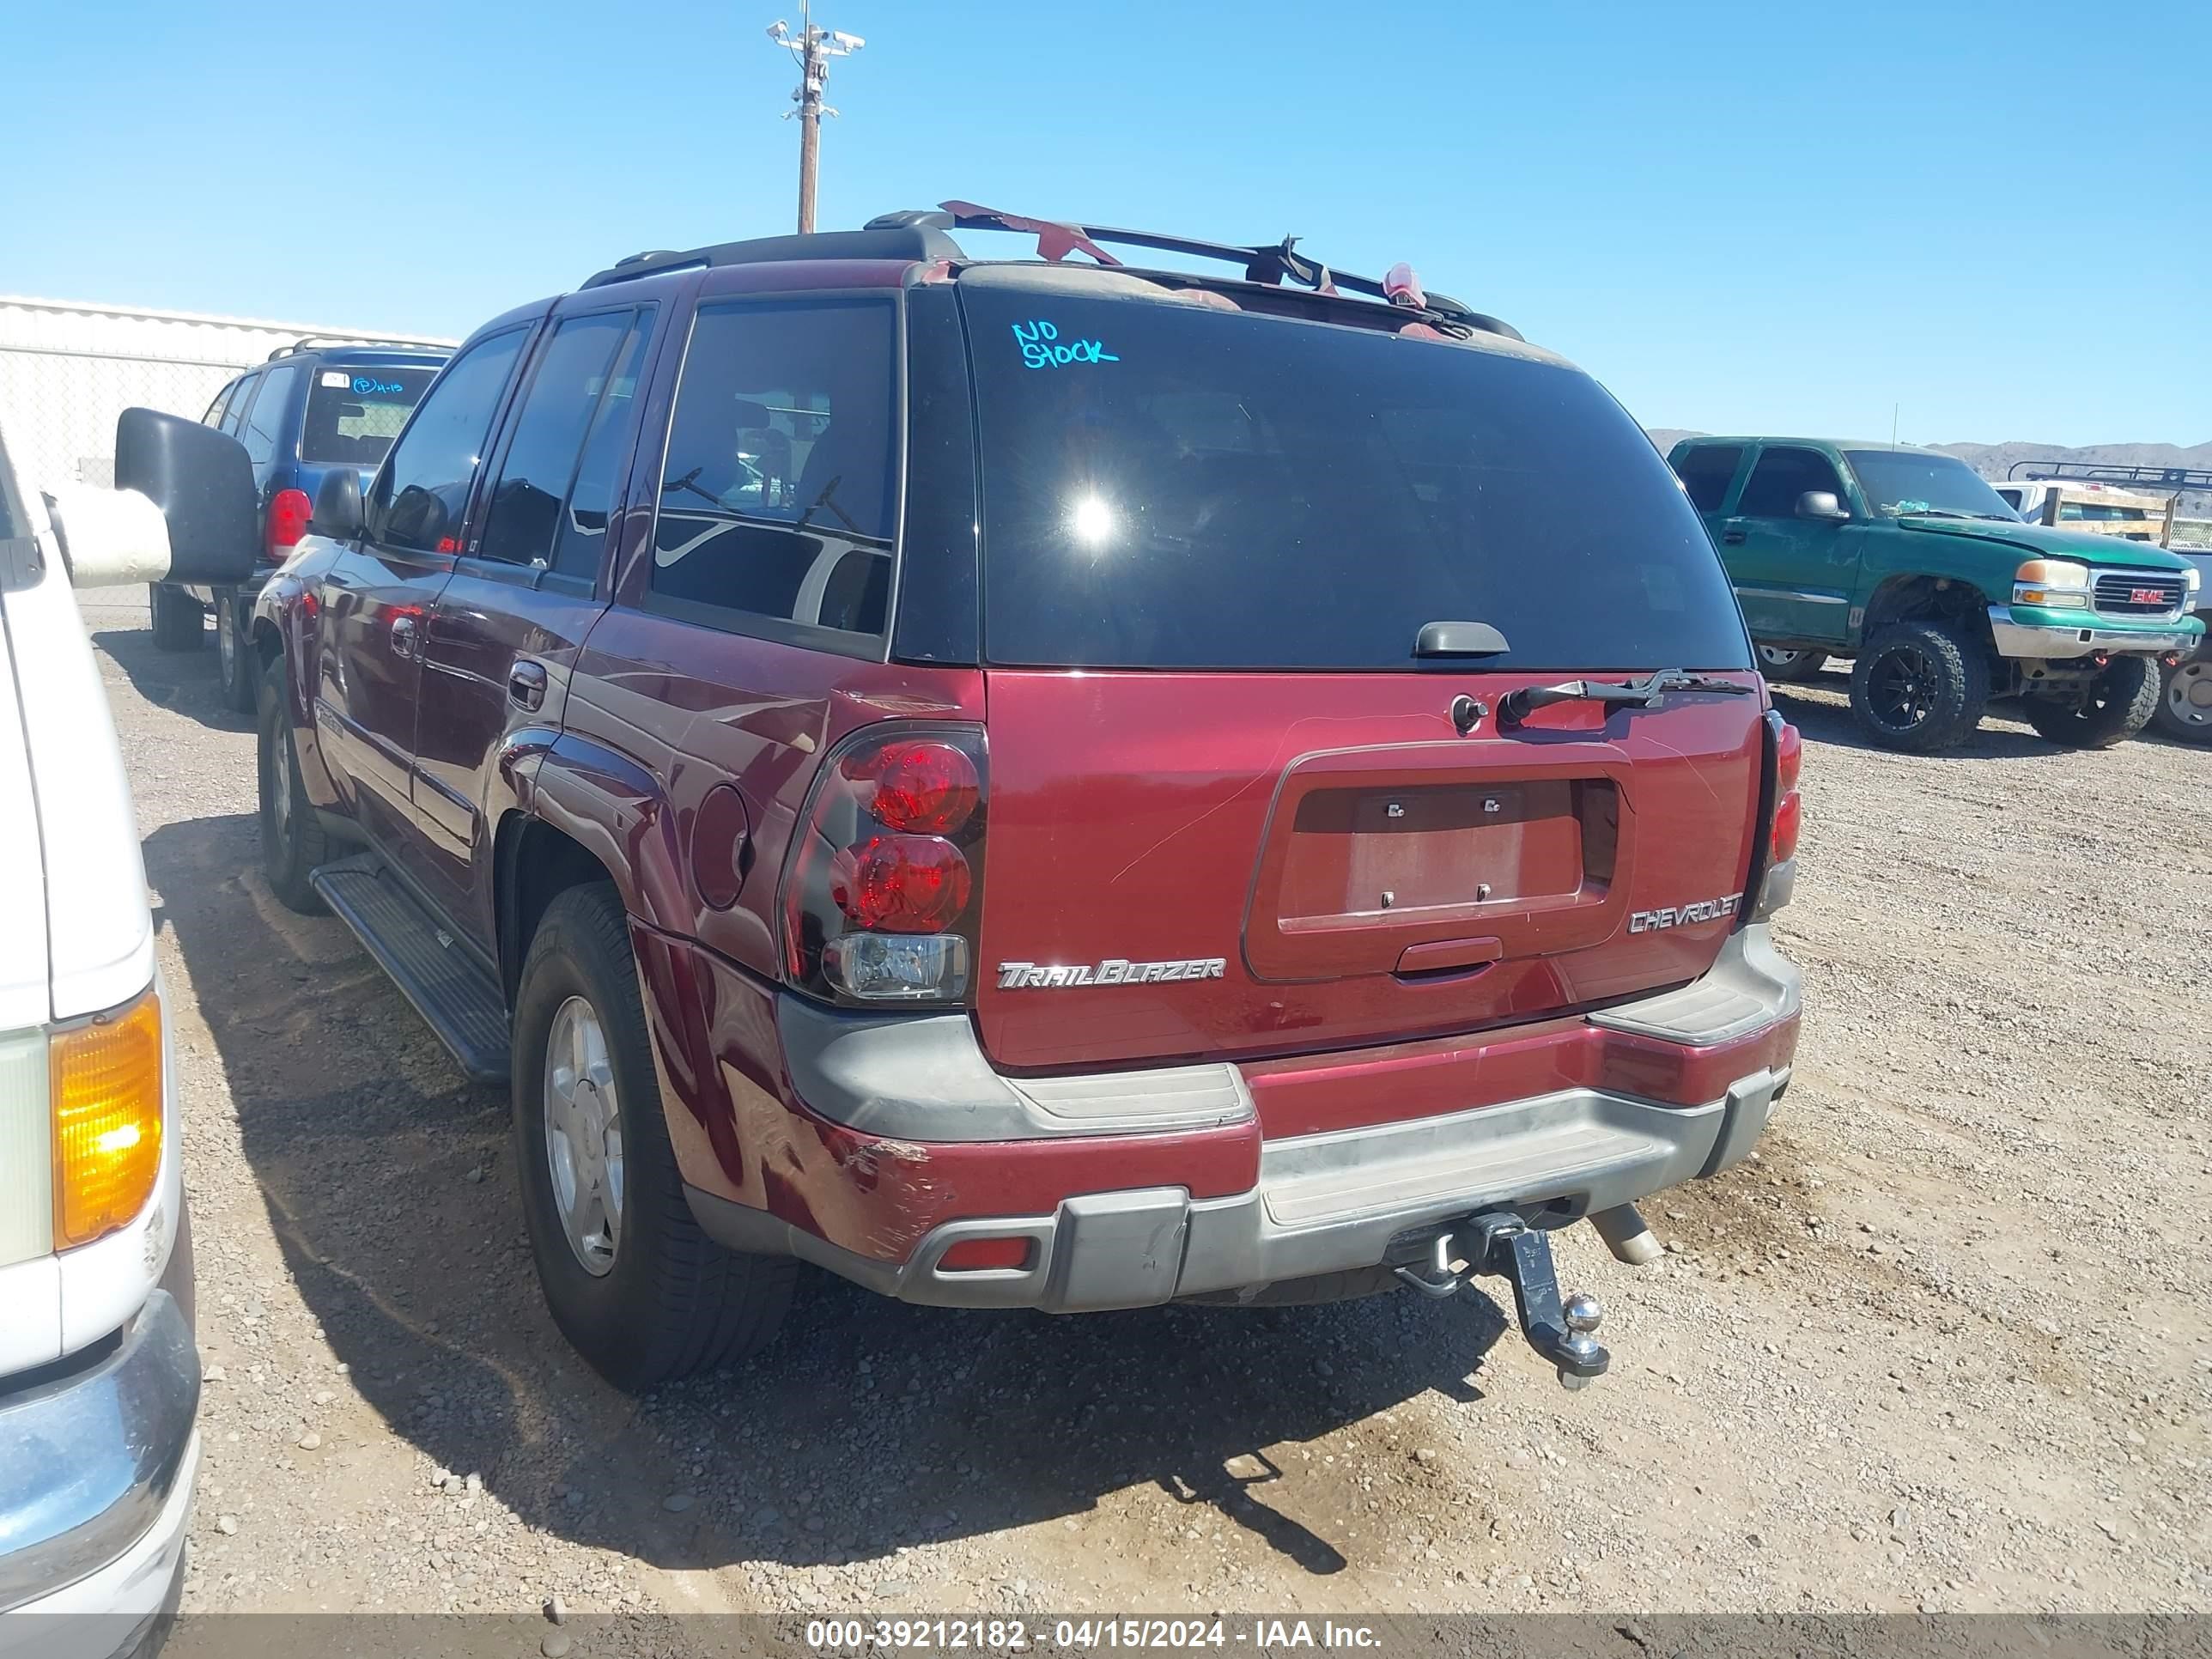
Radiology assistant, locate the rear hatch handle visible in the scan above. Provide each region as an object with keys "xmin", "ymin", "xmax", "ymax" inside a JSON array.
[{"xmin": 1498, "ymin": 667, "xmax": 1754, "ymax": 728}]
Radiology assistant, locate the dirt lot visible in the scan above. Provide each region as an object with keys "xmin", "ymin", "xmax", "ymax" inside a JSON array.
[{"xmin": 77, "ymin": 587, "xmax": 2211, "ymax": 1620}]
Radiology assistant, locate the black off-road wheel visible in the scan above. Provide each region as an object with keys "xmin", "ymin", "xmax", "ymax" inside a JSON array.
[
  {"xmin": 512, "ymin": 884, "xmax": 793, "ymax": 1391},
  {"xmin": 215, "ymin": 591, "xmax": 258, "ymax": 713},
  {"xmin": 1849, "ymin": 621, "xmax": 1990, "ymax": 753},
  {"xmin": 257, "ymin": 657, "xmax": 327, "ymax": 914},
  {"xmin": 2021, "ymin": 655, "xmax": 2160, "ymax": 749},
  {"xmin": 1756, "ymin": 644, "xmax": 1828, "ymax": 684},
  {"xmin": 149, "ymin": 582, "xmax": 204, "ymax": 651},
  {"xmin": 2152, "ymin": 638, "xmax": 2212, "ymax": 745}
]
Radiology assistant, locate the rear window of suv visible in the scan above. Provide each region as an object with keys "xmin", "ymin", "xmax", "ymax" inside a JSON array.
[
  {"xmin": 304, "ymin": 363, "xmax": 441, "ymax": 467},
  {"xmin": 958, "ymin": 283, "xmax": 1751, "ymax": 673}
]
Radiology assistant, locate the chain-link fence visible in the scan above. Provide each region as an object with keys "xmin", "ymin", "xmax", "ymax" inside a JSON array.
[{"xmin": 0, "ymin": 296, "xmax": 451, "ymax": 496}]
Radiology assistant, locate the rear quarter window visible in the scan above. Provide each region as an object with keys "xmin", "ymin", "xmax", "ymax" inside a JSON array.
[{"xmin": 957, "ymin": 286, "xmax": 1751, "ymax": 673}]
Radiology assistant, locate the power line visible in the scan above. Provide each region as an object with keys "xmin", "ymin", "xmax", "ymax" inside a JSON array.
[{"xmin": 766, "ymin": 3, "xmax": 864, "ymax": 234}]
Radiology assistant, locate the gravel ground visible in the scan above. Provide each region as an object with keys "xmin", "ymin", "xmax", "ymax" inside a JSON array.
[{"xmin": 75, "ymin": 586, "xmax": 2211, "ymax": 1620}]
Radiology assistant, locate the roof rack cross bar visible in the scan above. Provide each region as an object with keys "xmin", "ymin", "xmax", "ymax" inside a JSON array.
[{"xmin": 928, "ymin": 201, "xmax": 1514, "ymax": 336}]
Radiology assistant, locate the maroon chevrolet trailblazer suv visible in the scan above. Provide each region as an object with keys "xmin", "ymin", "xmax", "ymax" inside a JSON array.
[{"xmin": 243, "ymin": 204, "xmax": 1803, "ymax": 1393}]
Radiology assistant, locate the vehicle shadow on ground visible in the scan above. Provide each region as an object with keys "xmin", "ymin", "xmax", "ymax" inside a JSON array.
[
  {"xmin": 1770, "ymin": 676, "xmax": 2057, "ymax": 760},
  {"xmin": 93, "ymin": 623, "xmax": 250, "ymax": 732},
  {"xmin": 148, "ymin": 811, "xmax": 1512, "ymax": 1583}
]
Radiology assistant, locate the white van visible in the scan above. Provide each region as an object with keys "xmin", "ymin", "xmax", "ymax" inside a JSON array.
[{"xmin": 0, "ymin": 412, "xmax": 257, "ymax": 1657}]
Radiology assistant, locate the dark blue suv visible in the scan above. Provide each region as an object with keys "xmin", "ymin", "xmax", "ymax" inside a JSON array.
[{"xmin": 155, "ymin": 338, "xmax": 451, "ymax": 708}]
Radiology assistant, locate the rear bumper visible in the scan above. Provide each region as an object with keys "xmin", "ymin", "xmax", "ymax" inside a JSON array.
[
  {"xmin": 685, "ymin": 926, "xmax": 1800, "ymax": 1310},
  {"xmin": 1987, "ymin": 605, "xmax": 2203, "ymax": 660}
]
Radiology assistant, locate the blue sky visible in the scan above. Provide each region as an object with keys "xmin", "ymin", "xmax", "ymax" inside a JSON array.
[{"xmin": 5, "ymin": 0, "xmax": 2205, "ymax": 446}]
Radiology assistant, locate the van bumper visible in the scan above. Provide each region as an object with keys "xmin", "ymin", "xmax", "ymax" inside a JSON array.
[
  {"xmin": 0, "ymin": 1286, "xmax": 200, "ymax": 1656},
  {"xmin": 686, "ymin": 927, "xmax": 1800, "ymax": 1311}
]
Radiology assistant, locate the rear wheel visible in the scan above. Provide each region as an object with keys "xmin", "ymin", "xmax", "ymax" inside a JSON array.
[
  {"xmin": 257, "ymin": 657, "xmax": 327, "ymax": 914},
  {"xmin": 1848, "ymin": 621, "xmax": 1990, "ymax": 752},
  {"xmin": 215, "ymin": 591, "xmax": 257, "ymax": 713},
  {"xmin": 512, "ymin": 884, "xmax": 793, "ymax": 1390},
  {"xmin": 2021, "ymin": 655, "xmax": 2160, "ymax": 749},
  {"xmin": 148, "ymin": 583, "xmax": 203, "ymax": 651},
  {"xmin": 2152, "ymin": 638, "xmax": 2212, "ymax": 744},
  {"xmin": 1756, "ymin": 644, "xmax": 1827, "ymax": 684}
]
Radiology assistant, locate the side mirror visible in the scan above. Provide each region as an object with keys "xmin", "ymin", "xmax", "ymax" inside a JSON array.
[
  {"xmin": 112, "ymin": 408, "xmax": 258, "ymax": 583},
  {"xmin": 1795, "ymin": 490, "xmax": 1850, "ymax": 524},
  {"xmin": 310, "ymin": 469, "xmax": 365, "ymax": 541}
]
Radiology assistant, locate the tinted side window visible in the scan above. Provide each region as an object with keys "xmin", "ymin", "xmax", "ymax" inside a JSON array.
[
  {"xmin": 220, "ymin": 373, "xmax": 260, "ymax": 436},
  {"xmin": 1671, "ymin": 445, "xmax": 1743, "ymax": 513},
  {"xmin": 1737, "ymin": 447, "xmax": 1844, "ymax": 517},
  {"xmin": 477, "ymin": 311, "xmax": 638, "ymax": 569},
  {"xmin": 373, "ymin": 329, "xmax": 527, "ymax": 555},
  {"xmin": 202, "ymin": 379, "xmax": 242, "ymax": 427},
  {"xmin": 238, "ymin": 364, "xmax": 301, "ymax": 468},
  {"xmin": 648, "ymin": 299, "xmax": 896, "ymax": 639},
  {"xmin": 551, "ymin": 314, "xmax": 653, "ymax": 580}
]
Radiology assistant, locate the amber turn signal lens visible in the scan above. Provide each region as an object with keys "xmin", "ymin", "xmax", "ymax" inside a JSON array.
[{"xmin": 52, "ymin": 988, "xmax": 163, "ymax": 1249}]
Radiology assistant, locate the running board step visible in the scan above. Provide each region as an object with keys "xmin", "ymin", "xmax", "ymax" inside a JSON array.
[{"xmin": 310, "ymin": 854, "xmax": 510, "ymax": 1085}]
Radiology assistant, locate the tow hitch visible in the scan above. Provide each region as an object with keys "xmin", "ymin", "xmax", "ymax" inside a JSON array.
[{"xmin": 1395, "ymin": 1212, "xmax": 1609, "ymax": 1389}]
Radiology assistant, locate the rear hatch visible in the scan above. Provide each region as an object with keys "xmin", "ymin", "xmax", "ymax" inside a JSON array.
[
  {"xmin": 300, "ymin": 356, "xmax": 444, "ymax": 497},
  {"xmin": 949, "ymin": 270, "xmax": 1764, "ymax": 1075}
]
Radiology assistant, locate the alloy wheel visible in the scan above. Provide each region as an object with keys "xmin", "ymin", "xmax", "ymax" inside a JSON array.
[
  {"xmin": 1867, "ymin": 644, "xmax": 1939, "ymax": 732},
  {"xmin": 544, "ymin": 995, "xmax": 624, "ymax": 1278}
]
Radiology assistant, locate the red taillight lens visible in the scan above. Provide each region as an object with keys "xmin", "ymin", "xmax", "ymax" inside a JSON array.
[
  {"xmin": 1774, "ymin": 722, "xmax": 1802, "ymax": 796},
  {"xmin": 842, "ymin": 739, "xmax": 981, "ymax": 835},
  {"xmin": 1771, "ymin": 721, "xmax": 1802, "ymax": 864},
  {"xmin": 784, "ymin": 725, "xmax": 988, "ymax": 1005},
  {"xmin": 1770, "ymin": 790, "xmax": 1802, "ymax": 864},
  {"xmin": 830, "ymin": 835, "xmax": 972, "ymax": 933},
  {"xmin": 266, "ymin": 488, "xmax": 313, "ymax": 562}
]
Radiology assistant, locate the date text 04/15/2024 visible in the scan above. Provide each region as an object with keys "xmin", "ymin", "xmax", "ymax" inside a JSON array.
[{"xmin": 804, "ymin": 1619, "xmax": 1382, "ymax": 1650}]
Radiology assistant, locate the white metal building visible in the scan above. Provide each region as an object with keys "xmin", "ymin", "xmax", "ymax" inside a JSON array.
[{"xmin": 0, "ymin": 295, "xmax": 453, "ymax": 495}]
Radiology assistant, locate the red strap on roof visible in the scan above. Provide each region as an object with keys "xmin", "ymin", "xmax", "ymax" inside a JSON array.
[{"xmin": 939, "ymin": 201, "xmax": 1123, "ymax": 267}]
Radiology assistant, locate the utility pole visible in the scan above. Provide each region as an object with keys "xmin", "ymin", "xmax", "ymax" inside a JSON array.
[{"xmin": 768, "ymin": 4, "xmax": 863, "ymax": 234}]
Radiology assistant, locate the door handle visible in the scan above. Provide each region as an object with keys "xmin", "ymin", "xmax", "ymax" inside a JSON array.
[
  {"xmin": 1722, "ymin": 529, "xmax": 1747, "ymax": 545},
  {"xmin": 508, "ymin": 660, "xmax": 548, "ymax": 712},
  {"xmin": 390, "ymin": 615, "xmax": 418, "ymax": 659}
]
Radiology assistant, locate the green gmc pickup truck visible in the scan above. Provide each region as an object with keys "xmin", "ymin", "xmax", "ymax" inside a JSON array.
[{"xmin": 1668, "ymin": 438, "xmax": 2203, "ymax": 751}]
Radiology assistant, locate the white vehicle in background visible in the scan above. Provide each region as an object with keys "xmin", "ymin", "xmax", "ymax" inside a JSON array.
[
  {"xmin": 0, "ymin": 410, "xmax": 257, "ymax": 1657},
  {"xmin": 1992, "ymin": 477, "xmax": 2173, "ymax": 542}
]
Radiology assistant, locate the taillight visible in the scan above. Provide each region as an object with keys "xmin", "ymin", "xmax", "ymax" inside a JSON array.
[
  {"xmin": 1771, "ymin": 721, "xmax": 1803, "ymax": 865},
  {"xmin": 266, "ymin": 488, "xmax": 313, "ymax": 562},
  {"xmin": 784, "ymin": 726, "xmax": 988, "ymax": 1004}
]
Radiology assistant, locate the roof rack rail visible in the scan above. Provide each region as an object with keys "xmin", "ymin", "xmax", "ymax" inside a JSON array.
[
  {"xmin": 884, "ymin": 201, "xmax": 1520, "ymax": 339},
  {"xmin": 580, "ymin": 224, "xmax": 963, "ymax": 290},
  {"xmin": 2005, "ymin": 459, "xmax": 2212, "ymax": 492},
  {"xmin": 266, "ymin": 333, "xmax": 454, "ymax": 362}
]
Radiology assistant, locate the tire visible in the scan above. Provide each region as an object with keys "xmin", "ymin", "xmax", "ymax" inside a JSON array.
[
  {"xmin": 2021, "ymin": 654, "xmax": 2160, "ymax": 750},
  {"xmin": 257, "ymin": 657, "xmax": 328, "ymax": 915},
  {"xmin": 1756, "ymin": 644, "xmax": 1827, "ymax": 684},
  {"xmin": 148, "ymin": 582, "xmax": 204, "ymax": 651},
  {"xmin": 2152, "ymin": 638, "xmax": 2212, "ymax": 745},
  {"xmin": 215, "ymin": 591, "xmax": 257, "ymax": 713},
  {"xmin": 512, "ymin": 884, "xmax": 793, "ymax": 1390},
  {"xmin": 1848, "ymin": 620, "xmax": 1990, "ymax": 753}
]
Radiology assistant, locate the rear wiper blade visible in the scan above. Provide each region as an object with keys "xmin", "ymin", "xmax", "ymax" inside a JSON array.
[{"xmin": 1498, "ymin": 668, "xmax": 1753, "ymax": 727}]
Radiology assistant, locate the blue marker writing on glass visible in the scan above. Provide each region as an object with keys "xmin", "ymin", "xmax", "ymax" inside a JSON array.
[{"xmin": 1012, "ymin": 319, "xmax": 1119, "ymax": 369}]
